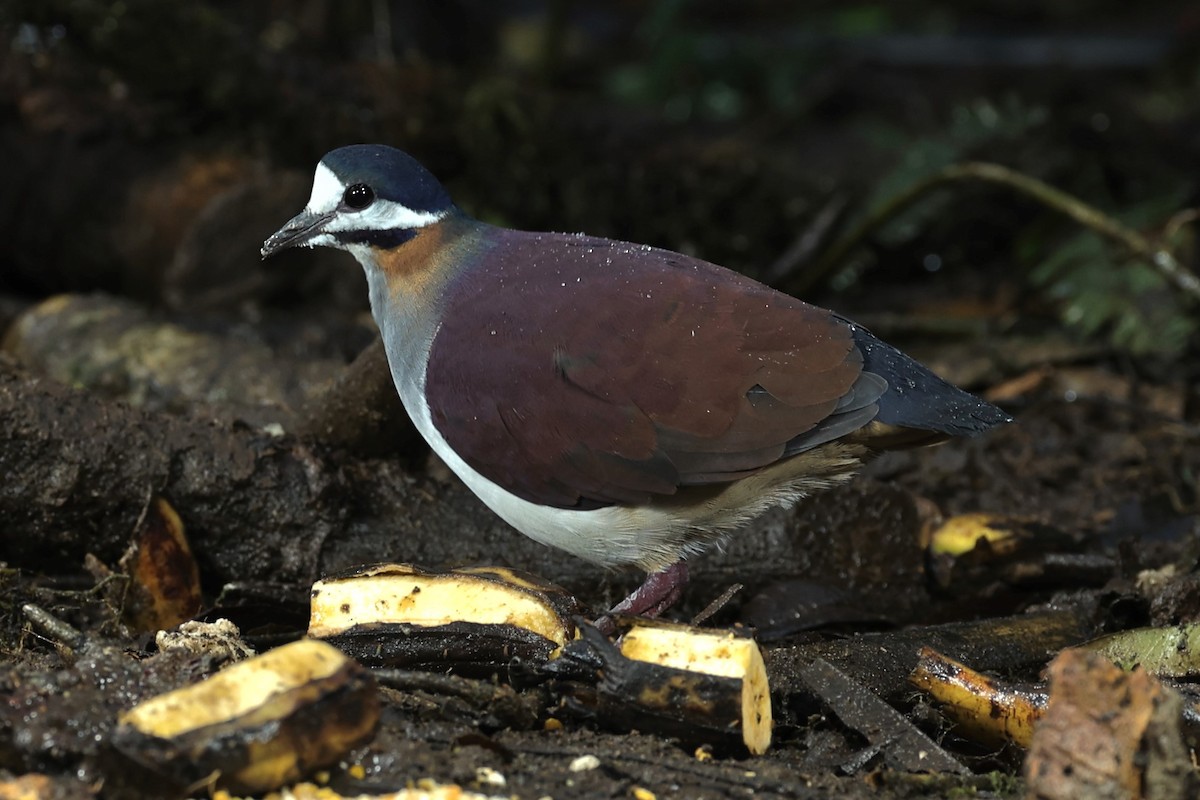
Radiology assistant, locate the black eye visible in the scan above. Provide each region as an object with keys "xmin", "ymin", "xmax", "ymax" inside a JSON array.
[{"xmin": 343, "ymin": 183, "xmax": 375, "ymax": 210}]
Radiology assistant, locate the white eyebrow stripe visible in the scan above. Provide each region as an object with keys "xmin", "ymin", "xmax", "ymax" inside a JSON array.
[{"xmin": 323, "ymin": 198, "xmax": 447, "ymax": 232}]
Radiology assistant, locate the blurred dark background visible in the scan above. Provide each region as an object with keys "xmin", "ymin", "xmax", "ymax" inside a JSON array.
[{"xmin": 1, "ymin": 0, "xmax": 1198, "ymax": 375}]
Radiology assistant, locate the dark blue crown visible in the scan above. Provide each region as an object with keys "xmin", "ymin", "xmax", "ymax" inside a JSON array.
[{"xmin": 321, "ymin": 145, "xmax": 453, "ymax": 214}]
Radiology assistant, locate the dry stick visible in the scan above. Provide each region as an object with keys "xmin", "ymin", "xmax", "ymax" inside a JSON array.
[
  {"xmin": 789, "ymin": 161, "xmax": 1200, "ymax": 304},
  {"xmin": 1164, "ymin": 207, "xmax": 1200, "ymax": 242},
  {"xmin": 22, "ymin": 604, "xmax": 88, "ymax": 650}
]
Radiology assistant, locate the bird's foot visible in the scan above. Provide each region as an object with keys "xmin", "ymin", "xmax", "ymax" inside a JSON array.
[{"xmin": 593, "ymin": 561, "xmax": 689, "ymax": 636}]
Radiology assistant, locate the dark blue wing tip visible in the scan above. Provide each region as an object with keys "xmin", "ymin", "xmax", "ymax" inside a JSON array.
[
  {"xmin": 844, "ymin": 319, "xmax": 1013, "ymax": 438},
  {"xmin": 957, "ymin": 403, "xmax": 1014, "ymax": 435}
]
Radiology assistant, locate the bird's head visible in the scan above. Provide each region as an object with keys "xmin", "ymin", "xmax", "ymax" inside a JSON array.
[{"xmin": 261, "ymin": 144, "xmax": 455, "ymax": 259}]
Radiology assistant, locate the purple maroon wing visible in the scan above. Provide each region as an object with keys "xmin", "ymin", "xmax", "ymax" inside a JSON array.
[{"xmin": 423, "ymin": 231, "xmax": 876, "ymax": 509}]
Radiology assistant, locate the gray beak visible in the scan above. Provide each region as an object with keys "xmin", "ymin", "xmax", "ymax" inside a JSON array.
[{"xmin": 261, "ymin": 209, "xmax": 336, "ymax": 259}]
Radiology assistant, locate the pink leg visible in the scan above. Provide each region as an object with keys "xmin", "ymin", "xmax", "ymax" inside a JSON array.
[{"xmin": 595, "ymin": 561, "xmax": 690, "ymax": 634}]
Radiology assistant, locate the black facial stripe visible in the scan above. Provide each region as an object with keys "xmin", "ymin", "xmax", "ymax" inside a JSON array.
[{"xmin": 333, "ymin": 228, "xmax": 418, "ymax": 248}]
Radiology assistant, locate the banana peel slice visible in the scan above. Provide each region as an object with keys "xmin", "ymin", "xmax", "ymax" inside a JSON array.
[
  {"xmin": 113, "ymin": 639, "xmax": 378, "ymax": 796},
  {"xmin": 908, "ymin": 646, "xmax": 1046, "ymax": 748},
  {"xmin": 594, "ymin": 619, "xmax": 772, "ymax": 755},
  {"xmin": 1070, "ymin": 622, "xmax": 1200, "ymax": 678},
  {"xmin": 927, "ymin": 513, "xmax": 1032, "ymax": 557},
  {"xmin": 309, "ymin": 563, "xmax": 578, "ymax": 676}
]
